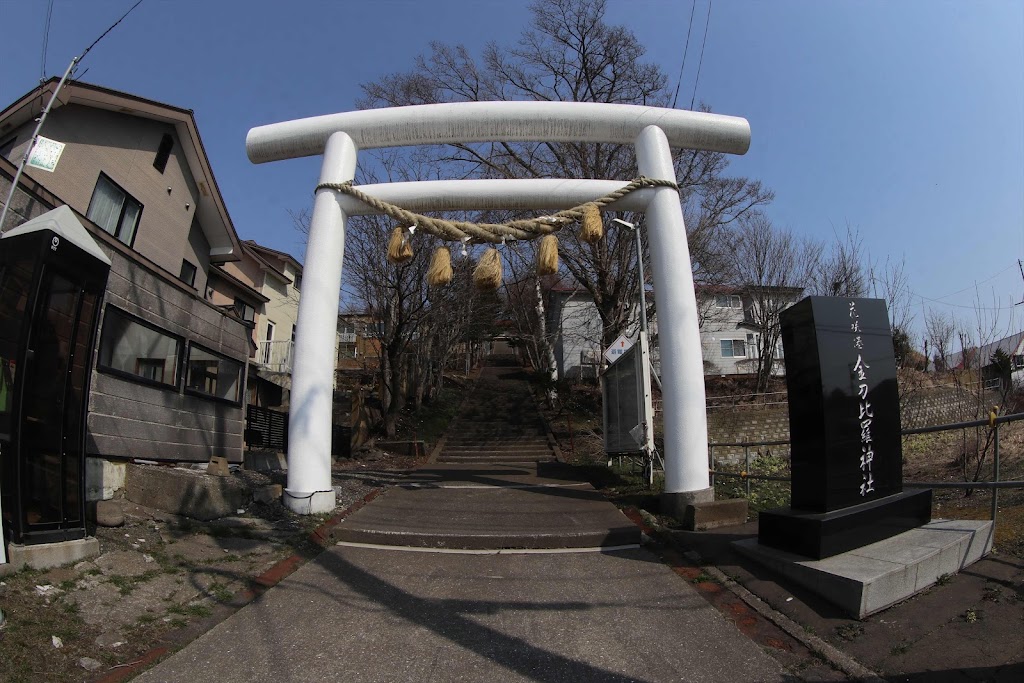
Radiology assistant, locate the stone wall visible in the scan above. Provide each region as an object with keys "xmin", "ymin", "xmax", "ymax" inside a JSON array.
[{"xmin": 704, "ymin": 384, "xmax": 995, "ymax": 466}]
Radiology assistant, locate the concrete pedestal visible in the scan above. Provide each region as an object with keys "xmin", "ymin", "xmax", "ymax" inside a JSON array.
[
  {"xmin": 734, "ymin": 519, "xmax": 993, "ymax": 618},
  {"xmin": 2, "ymin": 537, "xmax": 100, "ymax": 574},
  {"xmin": 661, "ymin": 487, "xmax": 714, "ymax": 521}
]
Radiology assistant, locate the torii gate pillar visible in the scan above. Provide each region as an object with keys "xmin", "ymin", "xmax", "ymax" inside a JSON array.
[{"xmin": 635, "ymin": 125, "xmax": 712, "ymax": 515}]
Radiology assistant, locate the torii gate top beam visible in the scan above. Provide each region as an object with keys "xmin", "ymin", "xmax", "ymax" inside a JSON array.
[{"xmin": 246, "ymin": 101, "xmax": 750, "ymax": 163}]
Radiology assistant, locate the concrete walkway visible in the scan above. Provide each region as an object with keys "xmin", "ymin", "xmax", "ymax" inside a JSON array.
[{"xmin": 137, "ymin": 359, "xmax": 787, "ymax": 682}]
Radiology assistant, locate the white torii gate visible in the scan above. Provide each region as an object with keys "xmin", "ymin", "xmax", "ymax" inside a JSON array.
[{"xmin": 246, "ymin": 102, "xmax": 750, "ymax": 518}]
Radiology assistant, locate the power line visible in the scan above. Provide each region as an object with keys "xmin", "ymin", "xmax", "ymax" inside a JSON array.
[
  {"xmin": 79, "ymin": 0, "xmax": 145, "ymax": 64},
  {"xmin": 922, "ymin": 263, "xmax": 1017, "ymax": 301},
  {"xmin": 671, "ymin": 1, "xmax": 697, "ymax": 109},
  {"xmin": 0, "ymin": 0, "xmax": 147, "ymax": 233},
  {"xmin": 40, "ymin": 0, "xmax": 54, "ymax": 82},
  {"xmin": 913, "ymin": 292, "xmax": 1018, "ymax": 312},
  {"xmin": 689, "ymin": 0, "xmax": 713, "ymax": 110}
]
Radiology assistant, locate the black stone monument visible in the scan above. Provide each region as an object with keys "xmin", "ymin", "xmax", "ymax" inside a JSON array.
[{"xmin": 758, "ymin": 296, "xmax": 932, "ymax": 559}]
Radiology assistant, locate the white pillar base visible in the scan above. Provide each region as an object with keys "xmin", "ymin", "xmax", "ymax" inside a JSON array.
[{"xmin": 283, "ymin": 489, "xmax": 336, "ymax": 515}]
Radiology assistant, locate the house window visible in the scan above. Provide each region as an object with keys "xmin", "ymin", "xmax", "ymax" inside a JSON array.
[
  {"xmin": 714, "ymin": 295, "xmax": 742, "ymax": 309},
  {"xmin": 153, "ymin": 134, "xmax": 173, "ymax": 173},
  {"xmin": 98, "ymin": 306, "xmax": 181, "ymax": 388},
  {"xmin": 338, "ymin": 342, "xmax": 356, "ymax": 360},
  {"xmin": 179, "ymin": 260, "xmax": 197, "ymax": 288},
  {"xmin": 185, "ymin": 344, "xmax": 242, "ymax": 403},
  {"xmin": 86, "ymin": 174, "xmax": 142, "ymax": 246},
  {"xmin": 233, "ymin": 298, "xmax": 255, "ymax": 323},
  {"xmin": 720, "ymin": 339, "xmax": 746, "ymax": 358}
]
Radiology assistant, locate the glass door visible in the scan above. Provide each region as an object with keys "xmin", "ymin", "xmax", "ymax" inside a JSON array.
[{"xmin": 19, "ymin": 268, "xmax": 94, "ymax": 541}]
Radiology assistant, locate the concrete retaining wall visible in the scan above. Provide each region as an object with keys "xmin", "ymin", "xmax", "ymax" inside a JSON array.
[
  {"xmin": 705, "ymin": 384, "xmax": 994, "ymax": 466},
  {"xmin": 124, "ymin": 463, "xmax": 248, "ymax": 521}
]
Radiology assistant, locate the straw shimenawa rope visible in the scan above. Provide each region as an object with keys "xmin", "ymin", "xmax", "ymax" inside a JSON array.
[{"xmin": 315, "ymin": 176, "xmax": 678, "ymax": 245}]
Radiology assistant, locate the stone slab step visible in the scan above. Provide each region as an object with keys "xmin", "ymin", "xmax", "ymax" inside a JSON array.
[{"xmin": 333, "ymin": 484, "xmax": 640, "ymax": 549}]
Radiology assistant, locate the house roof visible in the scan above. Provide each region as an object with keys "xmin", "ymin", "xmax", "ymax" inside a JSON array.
[
  {"xmin": 208, "ymin": 265, "xmax": 271, "ymax": 304},
  {"xmin": 244, "ymin": 240, "xmax": 302, "ymax": 274},
  {"xmin": 948, "ymin": 330, "xmax": 1024, "ymax": 370},
  {"xmin": 0, "ymin": 78, "xmax": 243, "ymax": 263}
]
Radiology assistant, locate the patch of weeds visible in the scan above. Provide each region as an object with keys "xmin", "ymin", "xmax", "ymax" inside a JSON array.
[
  {"xmin": 149, "ymin": 550, "xmax": 181, "ymax": 574},
  {"xmin": 108, "ymin": 574, "xmax": 136, "ymax": 595},
  {"xmin": 58, "ymin": 579, "xmax": 76, "ymax": 591},
  {"xmin": 137, "ymin": 612, "xmax": 158, "ymax": 624},
  {"xmin": 963, "ymin": 607, "xmax": 980, "ymax": 623},
  {"xmin": 691, "ymin": 571, "xmax": 719, "ymax": 584},
  {"xmin": 184, "ymin": 603, "xmax": 212, "ymax": 618},
  {"xmin": 835, "ymin": 623, "xmax": 864, "ymax": 641},
  {"xmin": 60, "ymin": 599, "xmax": 80, "ymax": 615},
  {"xmin": 982, "ymin": 585, "xmax": 1002, "ymax": 603},
  {"xmin": 169, "ymin": 617, "xmax": 188, "ymax": 628},
  {"xmin": 803, "ymin": 624, "xmax": 816, "ymax": 636},
  {"xmin": 85, "ymin": 568, "xmax": 103, "ymax": 576},
  {"xmin": 108, "ymin": 569, "xmax": 161, "ymax": 595},
  {"xmin": 936, "ymin": 573, "xmax": 953, "ymax": 586},
  {"xmin": 208, "ymin": 581, "xmax": 234, "ymax": 603},
  {"xmin": 891, "ymin": 641, "xmax": 912, "ymax": 656}
]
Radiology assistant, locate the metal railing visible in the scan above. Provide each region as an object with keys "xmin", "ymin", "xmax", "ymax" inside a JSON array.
[
  {"xmin": 708, "ymin": 411, "xmax": 1024, "ymax": 524},
  {"xmin": 255, "ymin": 339, "xmax": 294, "ymax": 372}
]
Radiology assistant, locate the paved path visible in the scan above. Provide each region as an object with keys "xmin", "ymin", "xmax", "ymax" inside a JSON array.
[{"xmin": 138, "ymin": 358, "xmax": 787, "ymax": 682}]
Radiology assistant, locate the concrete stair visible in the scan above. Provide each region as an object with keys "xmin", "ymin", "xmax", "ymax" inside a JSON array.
[{"xmin": 433, "ymin": 358, "xmax": 555, "ymax": 465}]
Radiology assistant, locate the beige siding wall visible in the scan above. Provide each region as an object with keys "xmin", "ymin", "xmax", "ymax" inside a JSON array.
[
  {"xmin": 12, "ymin": 104, "xmax": 201, "ymax": 276},
  {"xmin": 260, "ymin": 268, "xmax": 298, "ymax": 344},
  {"xmin": 184, "ymin": 217, "xmax": 210, "ymax": 295},
  {"xmin": 2, "ymin": 160, "xmax": 249, "ymax": 463}
]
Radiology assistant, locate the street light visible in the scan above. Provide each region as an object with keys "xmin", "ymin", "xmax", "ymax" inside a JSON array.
[
  {"xmin": 612, "ymin": 218, "xmax": 648, "ymax": 336},
  {"xmin": 613, "ymin": 217, "xmax": 662, "ymax": 391}
]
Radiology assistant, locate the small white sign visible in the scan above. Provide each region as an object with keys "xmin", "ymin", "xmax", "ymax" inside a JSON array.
[
  {"xmin": 27, "ymin": 136, "xmax": 65, "ymax": 172},
  {"xmin": 603, "ymin": 334, "xmax": 634, "ymax": 364}
]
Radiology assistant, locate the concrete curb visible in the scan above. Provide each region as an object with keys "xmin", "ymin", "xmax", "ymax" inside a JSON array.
[{"xmin": 634, "ymin": 509, "xmax": 886, "ymax": 683}]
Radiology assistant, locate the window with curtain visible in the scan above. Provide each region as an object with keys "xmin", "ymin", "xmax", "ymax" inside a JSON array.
[{"xmin": 86, "ymin": 174, "xmax": 142, "ymax": 246}]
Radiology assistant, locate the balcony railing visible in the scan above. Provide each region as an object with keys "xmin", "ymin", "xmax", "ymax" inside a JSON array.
[{"xmin": 256, "ymin": 339, "xmax": 293, "ymax": 373}]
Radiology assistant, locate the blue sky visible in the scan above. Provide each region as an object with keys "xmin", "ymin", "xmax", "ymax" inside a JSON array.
[{"xmin": 1, "ymin": 0, "xmax": 1021, "ymax": 343}]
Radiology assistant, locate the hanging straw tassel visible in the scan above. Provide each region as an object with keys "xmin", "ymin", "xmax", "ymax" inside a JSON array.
[
  {"xmin": 387, "ymin": 226, "xmax": 414, "ymax": 264},
  {"xmin": 426, "ymin": 246, "xmax": 453, "ymax": 286},
  {"xmin": 579, "ymin": 204, "xmax": 603, "ymax": 243},
  {"xmin": 537, "ymin": 234, "xmax": 559, "ymax": 275},
  {"xmin": 473, "ymin": 247, "xmax": 503, "ymax": 290}
]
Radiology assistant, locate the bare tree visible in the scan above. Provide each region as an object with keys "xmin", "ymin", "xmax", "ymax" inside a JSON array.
[
  {"xmin": 358, "ymin": 0, "xmax": 772, "ymax": 349},
  {"xmin": 948, "ymin": 289, "xmax": 1017, "ymax": 492},
  {"xmin": 925, "ymin": 308, "xmax": 955, "ymax": 372},
  {"xmin": 725, "ymin": 213, "xmax": 821, "ymax": 393},
  {"xmin": 809, "ymin": 224, "xmax": 868, "ymax": 297},
  {"xmin": 869, "ymin": 256, "xmax": 915, "ymax": 348}
]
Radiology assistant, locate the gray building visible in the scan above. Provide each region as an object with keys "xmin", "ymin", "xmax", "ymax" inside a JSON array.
[{"xmin": 0, "ymin": 79, "xmax": 253, "ymax": 484}]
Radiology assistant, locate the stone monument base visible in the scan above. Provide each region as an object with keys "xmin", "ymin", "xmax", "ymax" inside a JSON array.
[
  {"xmin": 758, "ymin": 489, "xmax": 932, "ymax": 559},
  {"xmin": 734, "ymin": 519, "xmax": 993, "ymax": 618}
]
